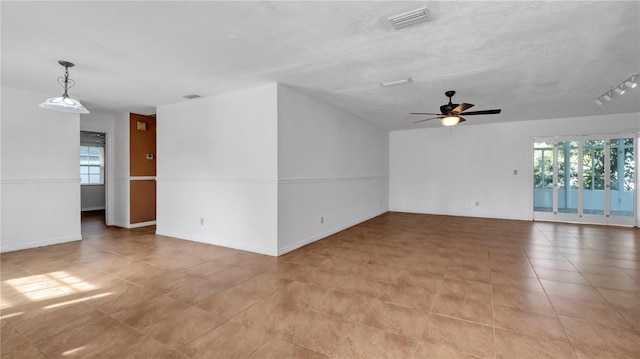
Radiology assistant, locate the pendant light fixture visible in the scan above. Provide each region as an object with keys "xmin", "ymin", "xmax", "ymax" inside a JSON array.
[{"xmin": 38, "ymin": 60, "xmax": 90, "ymax": 114}]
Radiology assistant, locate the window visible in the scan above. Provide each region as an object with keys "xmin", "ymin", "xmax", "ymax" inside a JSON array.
[{"xmin": 80, "ymin": 145, "xmax": 104, "ymax": 184}]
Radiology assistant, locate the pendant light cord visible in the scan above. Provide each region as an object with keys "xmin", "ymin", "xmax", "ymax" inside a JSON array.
[{"xmin": 58, "ymin": 65, "xmax": 75, "ymax": 98}]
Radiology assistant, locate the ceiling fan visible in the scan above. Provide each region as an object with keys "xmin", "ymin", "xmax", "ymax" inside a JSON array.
[{"xmin": 411, "ymin": 90, "xmax": 501, "ymax": 126}]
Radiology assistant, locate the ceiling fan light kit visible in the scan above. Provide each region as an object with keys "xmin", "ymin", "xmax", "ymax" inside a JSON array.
[
  {"xmin": 594, "ymin": 73, "xmax": 637, "ymax": 106},
  {"xmin": 39, "ymin": 60, "xmax": 90, "ymax": 114},
  {"xmin": 441, "ymin": 116, "xmax": 460, "ymax": 127},
  {"xmin": 410, "ymin": 90, "xmax": 501, "ymax": 126}
]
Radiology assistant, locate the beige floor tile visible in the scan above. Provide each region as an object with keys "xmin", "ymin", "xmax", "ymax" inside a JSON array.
[
  {"xmin": 165, "ymin": 277, "xmax": 229, "ymax": 305},
  {"xmin": 379, "ymin": 283, "xmax": 435, "ymax": 313},
  {"xmin": 1, "ymin": 319, "xmax": 32, "ymax": 354},
  {"xmin": 573, "ymin": 345, "xmax": 633, "ymax": 359},
  {"xmin": 144, "ymin": 306, "xmax": 227, "ymax": 349},
  {"xmin": 438, "ymin": 278, "xmax": 492, "ymax": 302},
  {"xmin": 491, "ymin": 284, "xmax": 555, "ymax": 313},
  {"xmin": 3, "ymin": 212, "xmax": 638, "ymax": 358},
  {"xmin": 530, "ymin": 258, "xmax": 577, "ymax": 271},
  {"xmin": 540, "ymin": 279, "xmax": 606, "ymax": 302},
  {"xmin": 413, "ymin": 341, "xmax": 481, "ymax": 359},
  {"xmin": 583, "ymin": 273, "xmax": 639, "ymax": 292},
  {"xmin": 205, "ymin": 266, "xmax": 260, "ymax": 287},
  {"xmin": 334, "ymin": 324, "xmax": 417, "ymax": 359},
  {"xmin": 177, "ymin": 321, "xmax": 270, "ymax": 359},
  {"xmin": 560, "ymin": 315, "xmax": 640, "ymax": 358},
  {"xmin": 289, "ymin": 310, "xmax": 357, "ymax": 357},
  {"xmin": 431, "ymin": 293, "xmax": 493, "ymax": 325},
  {"xmin": 361, "ymin": 300, "xmax": 427, "ymax": 339},
  {"xmin": 231, "ymin": 291, "xmax": 303, "ymax": 341},
  {"xmin": 548, "ymin": 295, "xmax": 634, "ymax": 330},
  {"xmin": 309, "ymin": 289, "xmax": 373, "ymax": 323},
  {"xmin": 494, "ymin": 328, "xmax": 576, "ymax": 359},
  {"xmin": 573, "ymin": 263, "xmax": 632, "ymax": 278},
  {"xmin": 1, "ymin": 345, "xmax": 47, "ymax": 359},
  {"xmin": 491, "ymin": 271, "xmax": 544, "ymax": 292},
  {"xmin": 196, "ymin": 286, "xmax": 263, "ymax": 319},
  {"xmin": 235, "ymin": 271, "xmax": 293, "ymax": 299},
  {"xmin": 86, "ymin": 280, "xmax": 161, "ymax": 314},
  {"xmin": 249, "ymin": 339, "xmax": 327, "ymax": 358},
  {"xmin": 492, "ymin": 303, "xmax": 567, "ymax": 341},
  {"xmin": 421, "ymin": 314, "xmax": 494, "ymax": 359},
  {"xmin": 183, "ymin": 259, "xmax": 233, "ymax": 279},
  {"xmin": 111, "ymin": 294, "xmax": 190, "ymax": 331},
  {"xmin": 535, "ymin": 267, "xmax": 590, "ymax": 285},
  {"xmin": 445, "ymin": 264, "xmax": 491, "ymax": 283}
]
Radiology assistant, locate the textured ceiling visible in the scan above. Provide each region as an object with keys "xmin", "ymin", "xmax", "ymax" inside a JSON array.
[{"xmin": 2, "ymin": 1, "xmax": 639, "ymax": 130}]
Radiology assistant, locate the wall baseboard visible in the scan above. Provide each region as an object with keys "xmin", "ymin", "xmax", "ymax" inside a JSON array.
[
  {"xmin": 129, "ymin": 220, "xmax": 157, "ymax": 228},
  {"xmin": 155, "ymin": 230, "xmax": 276, "ymax": 256},
  {"xmin": 277, "ymin": 209, "xmax": 388, "ymax": 256},
  {"xmin": 81, "ymin": 207, "xmax": 106, "ymax": 212},
  {"xmin": 0, "ymin": 235, "xmax": 82, "ymax": 253}
]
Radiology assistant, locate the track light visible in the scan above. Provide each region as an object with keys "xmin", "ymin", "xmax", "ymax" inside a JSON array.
[
  {"xmin": 614, "ymin": 85, "xmax": 626, "ymax": 95},
  {"xmin": 595, "ymin": 73, "xmax": 637, "ymax": 106},
  {"xmin": 625, "ymin": 74, "xmax": 638, "ymax": 89}
]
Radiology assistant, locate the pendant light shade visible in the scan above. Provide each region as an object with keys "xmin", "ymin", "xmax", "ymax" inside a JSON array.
[{"xmin": 38, "ymin": 61, "xmax": 89, "ymax": 114}]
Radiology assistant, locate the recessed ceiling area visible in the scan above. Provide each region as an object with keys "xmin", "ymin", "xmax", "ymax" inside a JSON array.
[{"xmin": 1, "ymin": 1, "xmax": 638, "ymax": 130}]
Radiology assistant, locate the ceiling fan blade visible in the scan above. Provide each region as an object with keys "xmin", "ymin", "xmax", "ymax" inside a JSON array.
[
  {"xmin": 459, "ymin": 109, "xmax": 502, "ymax": 116},
  {"xmin": 410, "ymin": 112, "xmax": 441, "ymax": 115},
  {"xmin": 413, "ymin": 117, "xmax": 441, "ymax": 124},
  {"xmin": 452, "ymin": 103, "xmax": 474, "ymax": 113}
]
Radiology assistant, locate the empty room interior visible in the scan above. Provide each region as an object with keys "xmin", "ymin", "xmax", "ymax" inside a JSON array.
[{"xmin": 1, "ymin": 2, "xmax": 639, "ymax": 358}]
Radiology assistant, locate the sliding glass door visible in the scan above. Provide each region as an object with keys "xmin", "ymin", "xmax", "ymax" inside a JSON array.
[{"xmin": 533, "ymin": 135, "xmax": 635, "ymax": 225}]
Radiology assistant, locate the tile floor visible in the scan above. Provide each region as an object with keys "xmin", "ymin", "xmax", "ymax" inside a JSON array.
[{"xmin": 1, "ymin": 211, "xmax": 639, "ymax": 358}]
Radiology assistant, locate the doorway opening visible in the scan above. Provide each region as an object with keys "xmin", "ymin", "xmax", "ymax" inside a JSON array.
[{"xmin": 80, "ymin": 131, "xmax": 107, "ymax": 227}]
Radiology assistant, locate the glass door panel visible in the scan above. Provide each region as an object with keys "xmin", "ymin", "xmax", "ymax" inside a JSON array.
[
  {"xmin": 534, "ymin": 135, "xmax": 635, "ymax": 225},
  {"xmin": 533, "ymin": 142, "xmax": 554, "ymax": 213},
  {"xmin": 610, "ymin": 138, "xmax": 635, "ymax": 217},
  {"xmin": 557, "ymin": 141, "xmax": 579, "ymax": 214},
  {"xmin": 582, "ymin": 140, "xmax": 606, "ymax": 215}
]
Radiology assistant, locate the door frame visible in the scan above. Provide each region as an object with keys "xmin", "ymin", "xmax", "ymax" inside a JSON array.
[
  {"xmin": 533, "ymin": 133, "xmax": 636, "ymax": 226},
  {"xmin": 80, "ymin": 125, "xmax": 115, "ymax": 226}
]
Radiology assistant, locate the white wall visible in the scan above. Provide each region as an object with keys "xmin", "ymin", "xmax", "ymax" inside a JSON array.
[
  {"xmin": 156, "ymin": 84, "xmax": 279, "ymax": 255},
  {"xmin": 80, "ymin": 185, "xmax": 105, "ymax": 211},
  {"xmin": 277, "ymin": 85, "xmax": 389, "ymax": 254},
  {"xmin": 390, "ymin": 113, "xmax": 640, "ymax": 221},
  {"xmin": 112, "ymin": 112, "xmax": 130, "ymax": 227},
  {"xmin": 1, "ymin": 87, "xmax": 81, "ymax": 252}
]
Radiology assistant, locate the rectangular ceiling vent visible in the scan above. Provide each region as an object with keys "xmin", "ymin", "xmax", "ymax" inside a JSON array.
[
  {"xmin": 380, "ymin": 78, "xmax": 413, "ymax": 88},
  {"xmin": 388, "ymin": 7, "xmax": 431, "ymax": 29},
  {"xmin": 183, "ymin": 94, "xmax": 201, "ymax": 99}
]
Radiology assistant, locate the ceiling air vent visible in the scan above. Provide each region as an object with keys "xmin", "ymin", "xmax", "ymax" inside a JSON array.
[
  {"xmin": 183, "ymin": 94, "xmax": 201, "ymax": 99},
  {"xmin": 388, "ymin": 7, "xmax": 431, "ymax": 29}
]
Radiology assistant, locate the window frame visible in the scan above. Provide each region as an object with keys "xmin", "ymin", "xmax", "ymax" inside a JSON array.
[{"xmin": 80, "ymin": 145, "xmax": 105, "ymax": 185}]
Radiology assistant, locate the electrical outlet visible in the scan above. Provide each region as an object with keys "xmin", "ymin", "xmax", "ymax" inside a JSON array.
[
  {"xmin": 475, "ymin": 201, "xmax": 479, "ymax": 206},
  {"xmin": 321, "ymin": 217, "xmax": 324, "ymax": 224},
  {"xmin": 513, "ymin": 169, "xmax": 518, "ymax": 175},
  {"xmin": 200, "ymin": 218, "xmax": 204, "ymax": 225}
]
